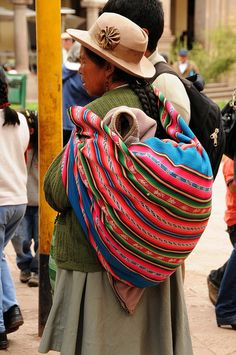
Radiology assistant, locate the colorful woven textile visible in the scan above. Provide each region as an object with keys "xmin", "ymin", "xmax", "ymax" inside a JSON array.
[{"xmin": 61, "ymin": 89, "xmax": 213, "ymax": 288}]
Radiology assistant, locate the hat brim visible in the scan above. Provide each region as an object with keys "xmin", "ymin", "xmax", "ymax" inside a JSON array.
[
  {"xmin": 61, "ymin": 32, "xmax": 72, "ymax": 40},
  {"xmin": 67, "ymin": 28, "xmax": 155, "ymax": 79}
]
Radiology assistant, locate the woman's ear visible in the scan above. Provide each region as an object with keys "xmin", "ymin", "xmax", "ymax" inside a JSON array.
[{"xmin": 105, "ymin": 61, "xmax": 115, "ymax": 78}]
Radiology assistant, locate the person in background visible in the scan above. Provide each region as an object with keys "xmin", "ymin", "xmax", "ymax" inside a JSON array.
[
  {"xmin": 11, "ymin": 110, "xmax": 39, "ymax": 287},
  {"xmin": 0, "ymin": 67, "xmax": 29, "ymax": 349},
  {"xmin": 39, "ymin": 12, "xmax": 193, "ymax": 355},
  {"xmin": 172, "ymin": 48, "xmax": 199, "ymax": 78},
  {"xmin": 62, "ymin": 42, "xmax": 95, "ymax": 145},
  {"xmin": 101, "ymin": 0, "xmax": 191, "ymax": 125},
  {"xmin": 2, "ymin": 62, "xmax": 17, "ymax": 74},
  {"xmin": 215, "ymin": 157, "xmax": 236, "ymax": 329},
  {"xmin": 207, "ymin": 170, "xmax": 236, "ymax": 305},
  {"xmin": 61, "ymin": 32, "xmax": 74, "ymax": 64},
  {"xmin": 207, "ymin": 257, "xmax": 227, "ymax": 306}
]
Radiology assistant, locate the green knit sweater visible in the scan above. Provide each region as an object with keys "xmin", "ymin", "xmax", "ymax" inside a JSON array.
[{"xmin": 44, "ymin": 86, "xmax": 142, "ymax": 272}]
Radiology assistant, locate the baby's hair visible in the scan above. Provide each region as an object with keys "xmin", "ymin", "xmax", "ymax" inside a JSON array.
[{"xmin": 21, "ymin": 109, "xmax": 38, "ymax": 156}]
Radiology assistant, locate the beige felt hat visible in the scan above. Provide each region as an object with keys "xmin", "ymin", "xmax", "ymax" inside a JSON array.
[
  {"xmin": 66, "ymin": 12, "xmax": 155, "ymax": 79},
  {"xmin": 61, "ymin": 32, "xmax": 72, "ymax": 40}
]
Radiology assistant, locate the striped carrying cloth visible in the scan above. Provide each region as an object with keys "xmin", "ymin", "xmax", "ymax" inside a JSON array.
[{"xmin": 61, "ymin": 89, "xmax": 213, "ymax": 288}]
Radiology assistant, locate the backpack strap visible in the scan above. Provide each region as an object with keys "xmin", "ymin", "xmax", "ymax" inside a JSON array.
[
  {"xmin": 149, "ymin": 61, "xmax": 176, "ymax": 84},
  {"xmin": 150, "ymin": 61, "xmax": 205, "ymax": 92}
]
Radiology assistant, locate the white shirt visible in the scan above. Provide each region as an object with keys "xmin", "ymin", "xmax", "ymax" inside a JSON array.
[
  {"xmin": 148, "ymin": 51, "xmax": 191, "ymax": 125},
  {"xmin": 0, "ymin": 110, "xmax": 29, "ymax": 205},
  {"xmin": 179, "ymin": 62, "xmax": 188, "ymax": 74}
]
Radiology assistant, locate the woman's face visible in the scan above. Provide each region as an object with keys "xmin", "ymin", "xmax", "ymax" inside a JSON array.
[{"xmin": 79, "ymin": 46, "xmax": 108, "ymax": 97}]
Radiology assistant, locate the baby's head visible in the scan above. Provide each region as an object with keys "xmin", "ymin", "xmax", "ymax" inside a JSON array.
[{"xmin": 21, "ymin": 109, "xmax": 38, "ymax": 151}]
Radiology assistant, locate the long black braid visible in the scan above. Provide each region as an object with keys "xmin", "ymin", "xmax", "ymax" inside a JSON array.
[
  {"xmin": 129, "ymin": 78, "xmax": 167, "ymax": 138},
  {"xmin": 0, "ymin": 67, "xmax": 19, "ymax": 126}
]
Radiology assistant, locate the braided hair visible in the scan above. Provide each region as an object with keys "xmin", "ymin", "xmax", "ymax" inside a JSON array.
[
  {"xmin": 112, "ymin": 67, "xmax": 166, "ymax": 138},
  {"xmin": 0, "ymin": 67, "xmax": 19, "ymax": 126},
  {"xmin": 129, "ymin": 79, "xmax": 167, "ymax": 138}
]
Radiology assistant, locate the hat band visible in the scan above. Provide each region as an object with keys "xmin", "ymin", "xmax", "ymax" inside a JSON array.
[{"xmin": 89, "ymin": 23, "xmax": 145, "ymax": 64}]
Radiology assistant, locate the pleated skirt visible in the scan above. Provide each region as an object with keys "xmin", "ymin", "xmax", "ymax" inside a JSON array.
[{"xmin": 39, "ymin": 267, "xmax": 193, "ymax": 355}]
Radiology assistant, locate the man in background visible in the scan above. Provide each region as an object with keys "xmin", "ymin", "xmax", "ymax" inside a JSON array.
[
  {"xmin": 62, "ymin": 42, "xmax": 95, "ymax": 145},
  {"xmin": 61, "ymin": 32, "xmax": 74, "ymax": 63},
  {"xmin": 172, "ymin": 48, "xmax": 199, "ymax": 78}
]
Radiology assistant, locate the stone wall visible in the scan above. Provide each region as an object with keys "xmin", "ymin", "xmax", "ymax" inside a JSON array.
[{"xmin": 195, "ymin": 0, "xmax": 236, "ymax": 48}]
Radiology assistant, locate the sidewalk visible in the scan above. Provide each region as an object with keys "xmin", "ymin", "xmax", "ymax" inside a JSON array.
[
  {"xmin": 3, "ymin": 246, "xmax": 56, "ymax": 355},
  {"xmin": 3, "ymin": 162, "xmax": 236, "ymax": 355},
  {"xmin": 184, "ymin": 162, "xmax": 236, "ymax": 355}
]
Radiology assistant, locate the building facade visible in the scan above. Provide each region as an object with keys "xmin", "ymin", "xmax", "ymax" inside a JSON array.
[{"xmin": 0, "ymin": 0, "xmax": 236, "ymax": 71}]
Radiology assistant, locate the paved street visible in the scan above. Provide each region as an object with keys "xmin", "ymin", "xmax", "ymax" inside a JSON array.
[
  {"xmin": 2, "ymin": 161, "xmax": 236, "ymax": 355},
  {"xmin": 185, "ymin": 161, "xmax": 236, "ymax": 355}
]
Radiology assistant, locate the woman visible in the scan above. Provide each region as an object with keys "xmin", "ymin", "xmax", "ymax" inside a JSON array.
[
  {"xmin": 0, "ymin": 67, "xmax": 29, "ymax": 349},
  {"xmin": 39, "ymin": 13, "xmax": 193, "ymax": 355},
  {"xmin": 11, "ymin": 110, "xmax": 39, "ymax": 287}
]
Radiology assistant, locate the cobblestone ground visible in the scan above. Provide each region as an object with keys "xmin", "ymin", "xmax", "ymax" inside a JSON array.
[{"xmin": 3, "ymin": 162, "xmax": 236, "ymax": 355}]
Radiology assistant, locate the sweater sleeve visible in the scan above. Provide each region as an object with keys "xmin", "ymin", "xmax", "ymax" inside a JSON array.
[{"xmin": 43, "ymin": 148, "xmax": 71, "ymax": 212}]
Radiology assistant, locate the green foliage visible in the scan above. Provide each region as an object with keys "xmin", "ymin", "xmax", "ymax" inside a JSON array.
[
  {"xmin": 216, "ymin": 100, "xmax": 228, "ymax": 109},
  {"xmin": 173, "ymin": 26, "xmax": 236, "ymax": 83},
  {"xmin": 12, "ymin": 102, "xmax": 38, "ymax": 111}
]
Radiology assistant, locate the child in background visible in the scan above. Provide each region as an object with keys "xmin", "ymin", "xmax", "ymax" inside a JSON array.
[
  {"xmin": 0, "ymin": 67, "xmax": 29, "ymax": 349},
  {"xmin": 11, "ymin": 110, "xmax": 39, "ymax": 287}
]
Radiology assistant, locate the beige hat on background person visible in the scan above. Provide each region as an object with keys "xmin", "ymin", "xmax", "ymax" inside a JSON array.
[
  {"xmin": 66, "ymin": 12, "xmax": 155, "ymax": 79},
  {"xmin": 61, "ymin": 32, "xmax": 72, "ymax": 40}
]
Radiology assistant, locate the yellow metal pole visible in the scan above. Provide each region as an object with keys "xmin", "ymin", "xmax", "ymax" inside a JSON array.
[{"xmin": 36, "ymin": 0, "xmax": 62, "ymax": 336}]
